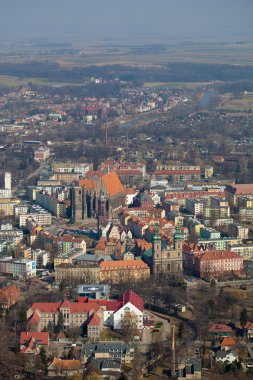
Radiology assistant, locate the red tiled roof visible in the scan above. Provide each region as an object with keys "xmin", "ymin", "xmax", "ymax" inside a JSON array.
[
  {"xmin": 245, "ymin": 322, "xmax": 253, "ymax": 330},
  {"xmin": 50, "ymin": 357, "xmax": 81, "ymax": 370},
  {"xmin": 221, "ymin": 337, "xmax": 236, "ymax": 347},
  {"xmin": 226, "ymin": 184, "xmax": 253, "ymax": 195},
  {"xmin": 88, "ymin": 312, "xmax": 101, "ymax": 326},
  {"xmin": 197, "ymin": 250, "xmax": 242, "ymax": 262},
  {"xmin": 30, "ymin": 300, "xmax": 99, "ymax": 314},
  {"xmin": 102, "ymin": 171, "xmax": 125, "ymax": 196},
  {"xmin": 20, "ymin": 332, "xmax": 49, "ymax": 346},
  {"xmin": 209, "ymin": 324, "xmax": 233, "ymax": 333},
  {"xmin": 28, "ymin": 312, "xmax": 41, "ymax": 326},
  {"xmin": 123, "ymin": 290, "xmax": 143, "ymax": 312},
  {"xmin": 99, "ymin": 259, "xmax": 149, "ymax": 271},
  {"xmin": 87, "ymin": 299, "xmax": 122, "ymax": 312}
]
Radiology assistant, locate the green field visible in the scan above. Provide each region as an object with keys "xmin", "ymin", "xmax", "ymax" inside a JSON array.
[{"xmin": 0, "ymin": 75, "xmax": 84, "ymax": 88}]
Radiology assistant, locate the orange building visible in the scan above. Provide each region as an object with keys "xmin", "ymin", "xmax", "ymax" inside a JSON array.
[{"xmin": 0, "ymin": 284, "xmax": 20, "ymax": 309}]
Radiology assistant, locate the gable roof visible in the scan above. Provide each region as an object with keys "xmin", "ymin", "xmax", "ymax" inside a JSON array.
[
  {"xmin": 209, "ymin": 324, "xmax": 233, "ymax": 333},
  {"xmin": 49, "ymin": 357, "xmax": 81, "ymax": 371},
  {"xmin": 88, "ymin": 312, "xmax": 101, "ymax": 326},
  {"xmin": 20, "ymin": 332, "xmax": 49, "ymax": 346},
  {"xmin": 221, "ymin": 337, "xmax": 236, "ymax": 347},
  {"xmin": 122, "ymin": 290, "xmax": 143, "ymax": 312},
  {"xmin": 245, "ymin": 321, "xmax": 253, "ymax": 330},
  {"xmin": 102, "ymin": 171, "xmax": 125, "ymax": 196}
]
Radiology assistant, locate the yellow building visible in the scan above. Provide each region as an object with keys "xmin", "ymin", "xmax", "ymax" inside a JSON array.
[
  {"xmin": 99, "ymin": 259, "xmax": 150, "ymax": 284},
  {"xmin": 0, "ymin": 199, "xmax": 20, "ymax": 216}
]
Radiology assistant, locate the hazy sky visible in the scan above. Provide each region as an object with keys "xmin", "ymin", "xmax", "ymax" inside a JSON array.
[{"xmin": 1, "ymin": 0, "xmax": 253, "ymax": 42}]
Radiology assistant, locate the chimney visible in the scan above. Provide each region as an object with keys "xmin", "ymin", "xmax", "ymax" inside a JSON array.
[{"xmin": 171, "ymin": 324, "xmax": 176, "ymax": 379}]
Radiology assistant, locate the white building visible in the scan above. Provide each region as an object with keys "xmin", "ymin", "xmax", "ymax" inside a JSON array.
[
  {"xmin": 13, "ymin": 259, "xmax": 36, "ymax": 279},
  {"xmin": 32, "ymin": 249, "xmax": 50, "ymax": 267},
  {"xmin": 102, "ymin": 290, "xmax": 144, "ymax": 331},
  {"xmin": 0, "ymin": 172, "xmax": 12, "ymax": 199},
  {"xmin": 5, "ymin": 172, "xmax": 11, "ymax": 191}
]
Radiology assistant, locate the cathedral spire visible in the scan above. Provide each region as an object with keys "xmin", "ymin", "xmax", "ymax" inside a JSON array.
[{"xmin": 153, "ymin": 221, "xmax": 161, "ymax": 242}]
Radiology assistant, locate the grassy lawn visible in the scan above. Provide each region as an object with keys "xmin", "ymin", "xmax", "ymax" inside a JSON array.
[{"xmin": 100, "ymin": 328, "xmax": 122, "ymax": 341}]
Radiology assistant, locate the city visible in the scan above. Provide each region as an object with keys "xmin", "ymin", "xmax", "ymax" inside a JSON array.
[{"xmin": 1, "ymin": 1, "xmax": 253, "ymax": 380}]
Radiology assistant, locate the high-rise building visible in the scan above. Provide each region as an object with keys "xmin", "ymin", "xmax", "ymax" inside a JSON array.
[{"xmin": 5, "ymin": 172, "xmax": 11, "ymax": 191}]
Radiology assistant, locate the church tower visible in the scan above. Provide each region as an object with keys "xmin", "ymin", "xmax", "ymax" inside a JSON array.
[
  {"xmin": 174, "ymin": 224, "xmax": 183, "ymax": 252},
  {"xmin": 152, "ymin": 221, "xmax": 162, "ymax": 255}
]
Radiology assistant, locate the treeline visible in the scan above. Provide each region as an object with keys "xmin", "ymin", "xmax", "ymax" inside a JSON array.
[{"xmin": 1, "ymin": 61, "xmax": 253, "ymax": 85}]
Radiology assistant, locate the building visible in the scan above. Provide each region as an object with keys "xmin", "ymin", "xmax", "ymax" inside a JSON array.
[
  {"xmin": 225, "ymin": 184, "xmax": 253, "ymax": 206},
  {"xmin": 36, "ymin": 230, "xmax": 86, "ymax": 254},
  {"xmin": 54, "ymin": 248, "xmax": 85, "ymax": 267},
  {"xmin": 153, "ymin": 165, "xmax": 201, "ymax": 183},
  {"xmin": 34, "ymin": 146, "xmax": 50, "ymax": 162},
  {"xmin": 177, "ymin": 357, "xmax": 202, "ymax": 380},
  {"xmin": 52, "ymin": 162, "xmax": 92, "ymax": 176},
  {"xmin": 20, "ymin": 332, "xmax": 49, "ymax": 354},
  {"xmin": 34, "ymin": 190, "xmax": 67, "ymax": 217},
  {"xmin": 0, "ymin": 257, "xmax": 36, "ymax": 278},
  {"xmin": 76, "ymin": 284, "xmax": 111, "ymax": 300},
  {"xmin": 0, "ymin": 172, "xmax": 12, "ymax": 199},
  {"xmin": 185, "ymin": 199, "xmax": 204, "ymax": 216},
  {"xmin": 71, "ymin": 171, "xmax": 126, "ymax": 222},
  {"xmin": 142, "ymin": 224, "xmax": 183, "ymax": 276},
  {"xmin": 0, "ymin": 284, "xmax": 20, "ymax": 309},
  {"xmin": 99, "ymin": 259, "xmax": 150, "ymax": 284},
  {"xmin": 81, "ymin": 342, "xmax": 134, "ymax": 365},
  {"xmin": 230, "ymin": 244, "xmax": 253, "ymax": 260},
  {"xmin": 31, "ymin": 249, "xmax": 50, "ymax": 267},
  {"xmin": 19, "ymin": 204, "xmax": 52, "ymax": 227},
  {"xmin": 228, "ymin": 224, "xmax": 249, "ymax": 240},
  {"xmin": 27, "ymin": 299, "xmax": 103, "ymax": 335},
  {"xmin": 47, "ymin": 358, "xmax": 82, "ymax": 378},
  {"xmin": 186, "ymin": 250, "xmax": 243, "ymax": 280},
  {"xmin": 55, "ymin": 262, "xmax": 100, "ymax": 285}
]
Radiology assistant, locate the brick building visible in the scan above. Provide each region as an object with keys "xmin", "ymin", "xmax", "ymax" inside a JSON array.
[{"xmin": 0, "ymin": 284, "xmax": 20, "ymax": 309}]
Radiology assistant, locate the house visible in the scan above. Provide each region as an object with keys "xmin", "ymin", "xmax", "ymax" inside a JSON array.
[
  {"xmin": 86, "ymin": 357, "xmax": 121, "ymax": 379},
  {"xmin": 245, "ymin": 322, "xmax": 253, "ymax": 340},
  {"xmin": 20, "ymin": 332, "xmax": 49, "ymax": 354},
  {"xmin": 215, "ymin": 349, "xmax": 238, "ymax": 364},
  {"xmin": 220, "ymin": 337, "xmax": 236, "ymax": 351},
  {"xmin": 47, "ymin": 358, "xmax": 82, "ymax": 377},
  {"xmin": 177, "ymin": 357, "xmax": 202, "ymax": 379},
  {"xmin": 113, "ymin": 289, "xmax": 144, "ymax": 330},
  {"xmin": 208, "ymin": 324, "xmax": 233, "ymax": 338}
]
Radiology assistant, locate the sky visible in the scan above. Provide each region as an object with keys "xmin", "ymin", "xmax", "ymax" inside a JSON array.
[{"xmin": 1, "ymin": 0, "xmax": 253, "ymax": 43}]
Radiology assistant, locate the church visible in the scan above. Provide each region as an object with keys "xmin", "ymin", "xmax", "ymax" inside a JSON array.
[
  {"xmin": 70, "ymin": 171, "xmax": 126, "ymax": 223},
  {"xmin": 142, "ymin": 223, "xmax": 183, "ymax": 277}
]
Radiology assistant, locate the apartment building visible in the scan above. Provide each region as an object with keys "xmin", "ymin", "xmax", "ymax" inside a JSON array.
[
  {"xmin": 228, "ymin": 224, "xmax": 249, "ymax": 240},
  {"xmin": 0, "ymin": 257, "xmax": 36, "ymax": 278}
]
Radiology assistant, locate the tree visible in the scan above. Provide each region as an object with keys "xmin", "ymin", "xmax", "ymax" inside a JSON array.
[
  {"xmin": 39, "ymin": 347, "xmax": 47, "ymax": 367},
  {"xmin": 240, "ymin": 308, "xmax": 248, "ymax": 328},
  {"xmin": 178, "ymin": 322, "xmax": 185, "ymax": 341},
  {"xmin": 55, "ymin": 311, "xmax": 64, "ymax": 333},
  {"xmin": 83, "ymin": 371, "xmax": 102, "ymax": 380},
  {"xmin": 118, "ymin": 373, "xmax": 128, "ymax": 380}
]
